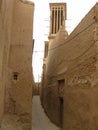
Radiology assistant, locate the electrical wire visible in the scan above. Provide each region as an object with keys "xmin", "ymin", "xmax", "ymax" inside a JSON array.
[
  {"xmin": 8, "ymin": 19, "xmax": 96, "ymax": 78},
  {"xmin": 48, "ymin": 21, "xmax": 95, "ymax": 51},
  {"xmin": 32, "ymin": 20, "xmax": 95, "ymax": 53}
]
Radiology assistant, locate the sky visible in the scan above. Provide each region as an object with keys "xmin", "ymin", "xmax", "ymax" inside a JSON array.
[{"xmin": 32, "ymin": 0, "xmax": 98, "ymax": 82}]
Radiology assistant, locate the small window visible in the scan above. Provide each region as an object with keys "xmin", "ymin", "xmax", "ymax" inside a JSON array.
[{"xmin": 13, "ymin": 72, "xmax": 18, "ymax": 80}]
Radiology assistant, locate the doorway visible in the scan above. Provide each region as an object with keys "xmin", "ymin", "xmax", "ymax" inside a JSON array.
[{"xmin": 59, "ymin": 97, "xmax": 64, "ymax": 128}]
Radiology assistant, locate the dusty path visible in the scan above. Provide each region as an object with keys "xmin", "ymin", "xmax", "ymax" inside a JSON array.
[{"xmin": 32, "ymin": 96, "xmax": 61, "ymax": 130}]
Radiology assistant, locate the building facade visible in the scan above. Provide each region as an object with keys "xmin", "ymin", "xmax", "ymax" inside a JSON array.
[
  {"xmin": 0, "ymin": 0, "xmax": 34, "ymax": 129},
  {"xmin": 41, "ymin": 2, "xmax": 98, "ymax": 130},
  {"xmin": 41, "ymin": 2, "xmax": 68, "ymax": 127}
]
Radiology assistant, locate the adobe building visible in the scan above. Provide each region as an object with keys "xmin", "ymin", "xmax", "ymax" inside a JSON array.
[
  {"xmin": 0, "ymin": 0, "xmax": 34, "ymax": 129},
  {"xmin": 41, "ymin": 2, "xmax": 68, "ymax": 127},
  {"xmin": 41, "ymin": 2, "xmax": 98, "ymax": 130}
]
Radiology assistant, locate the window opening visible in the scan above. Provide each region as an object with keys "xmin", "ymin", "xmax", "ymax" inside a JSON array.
[{"xmin": 13, "ymin": 72, "xmax": 18, "ymax": 80}]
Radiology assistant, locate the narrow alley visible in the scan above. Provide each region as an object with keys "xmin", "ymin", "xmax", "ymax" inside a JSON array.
[
  {"xmin": 32, "ymin": 96, "xmax": 61, "ymax": 130},
  {"xmin": 1, "ymin": 1, "xmax": 98, "ymax": 130},
  {"xmin": 0, "ymin": 96, "xmax": 61, "ymax": 130}
]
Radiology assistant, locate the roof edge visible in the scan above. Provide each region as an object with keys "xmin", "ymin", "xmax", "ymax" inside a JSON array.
[{"xmin": 20, "ymin": 0, "xmax": 34, "ymax": 6}]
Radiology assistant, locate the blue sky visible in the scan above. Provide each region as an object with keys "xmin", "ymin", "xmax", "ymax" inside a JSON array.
[{"xmin": 32, "ymin": 0, "xmax": 98, "ymax": 82}]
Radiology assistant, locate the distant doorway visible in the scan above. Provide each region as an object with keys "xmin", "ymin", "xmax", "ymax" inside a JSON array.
[
  {"xmin": 59, "ymin": 97, "xmax": 64, "ymax": 128},
  {"xmin": 58, "ymin": 79, "xmax": 64, "ymax": 97}
]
